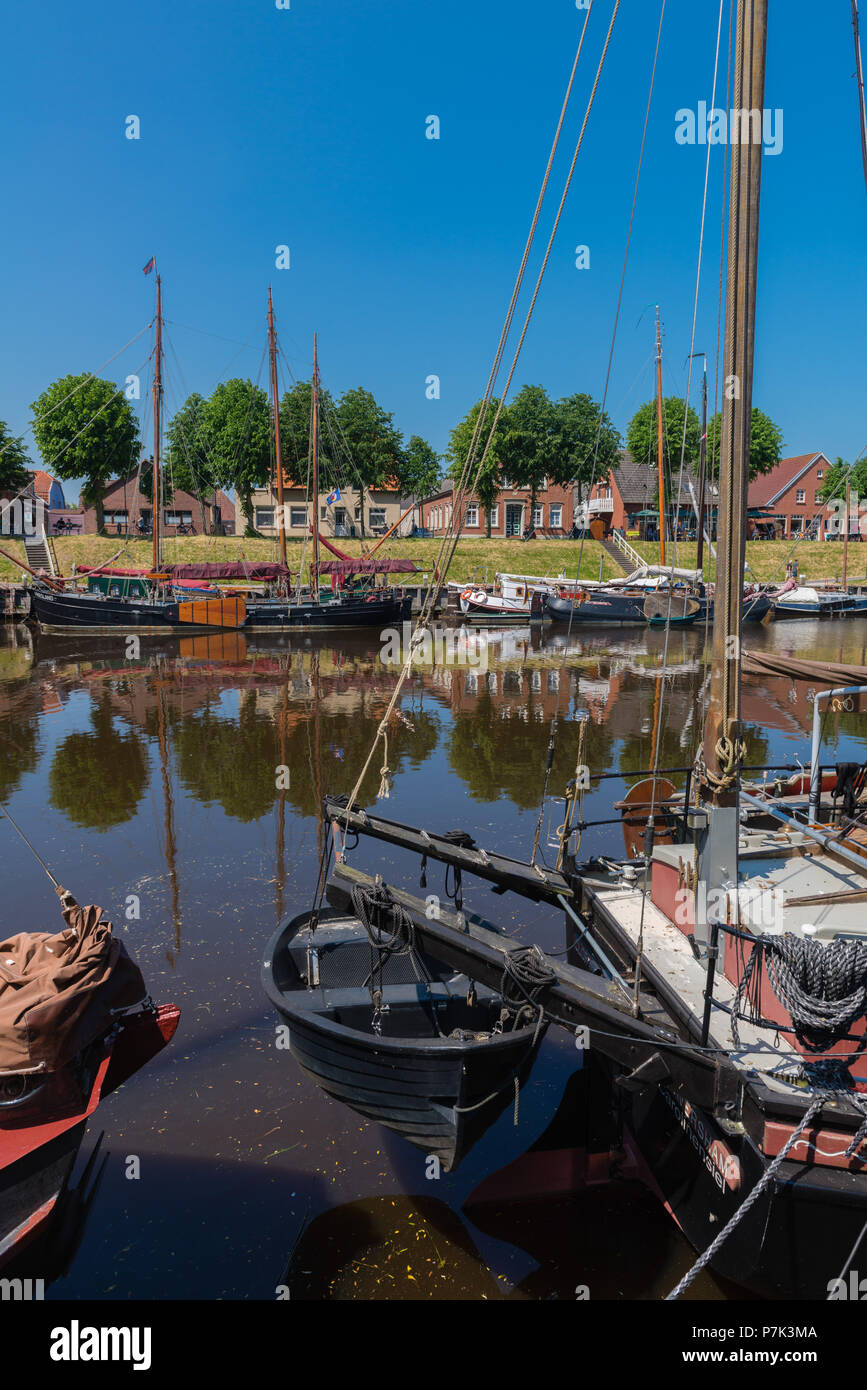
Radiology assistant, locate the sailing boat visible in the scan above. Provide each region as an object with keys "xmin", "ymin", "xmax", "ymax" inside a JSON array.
[
  {"xmin": 31, "ymin": 271, "xmax": 247, "ymax": 634},
  {"xmin": 242, "ymin": 311, "xmax": 414, "ymax": 631}
]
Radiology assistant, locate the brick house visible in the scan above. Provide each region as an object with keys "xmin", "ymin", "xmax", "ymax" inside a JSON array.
[
  {"xmin": 79, "ymin": 473, "xmax": 235, "ymax": 536},
  {"xmin": 746, "ymin": 452, "xmax": 833, "ymax": 539},
  {"xmin": 580, "ymin": 452, "xmax": 712, "ymax": 539},
  {"xmin": 419, "ymin": 477, "xmax": 575, "ymax": 537}
]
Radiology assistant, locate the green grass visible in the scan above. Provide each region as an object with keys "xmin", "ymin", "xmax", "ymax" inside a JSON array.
[{"xmin": 2, "ymin": 533, "xmax": 864, "ymax": 587}]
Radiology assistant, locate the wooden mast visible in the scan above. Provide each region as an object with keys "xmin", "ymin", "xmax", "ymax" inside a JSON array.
[
  {"xmin": 153, "ymin": 273, "xmax": 163, "ymax": 573},
  {"xmin": 696, "ymin": 356, "xmax": 708, "ymax": 579},
  {"xmin": 843, "ymin": 476, "xmax": 851, "ymax": 591},
  {"xmin": 655, "ymin": 307, "xmax": 666, "ymax": 565},
  {"xmin": 852, "ymin": 0, "xmax": 867, "ymax": 195},
  {"xmin": 697, "ymin": 0, "xmax": 768, "ymax": 946},
  {"xmin": 267, "ymin": 287, "xmax": 288, "ymax": 569},
  {"xmin": 311, "ymin": 335, "xmax": 320, "ymax": 602}
]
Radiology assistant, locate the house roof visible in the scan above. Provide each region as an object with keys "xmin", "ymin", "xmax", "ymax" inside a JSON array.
[
  {"xmin": 30, "ymin": 470, "xmax": 60, "ymax": 503},
  {"xmin": 747, "ymin": 453, "xmax": 827, "ymax": 508},
  {"xmin": 604, "ymin": 451, "xmax": 710, "ymax": 507},
  {"xmin": 89, "ymin": 473, "xmax": 234, "ymax": 519}
]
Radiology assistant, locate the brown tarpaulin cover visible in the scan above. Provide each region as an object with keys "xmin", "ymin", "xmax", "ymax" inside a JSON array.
[
  {"xmin": 162, "ymin": 562, "xmax": 293, "ymax": 581},
  {"xmin": 743, "ymin": 651, "xmax": 867, "ymax": 685},
  {"xmin": 0, "ymin": 890, "xmax": 147, "ymax": 1075}
]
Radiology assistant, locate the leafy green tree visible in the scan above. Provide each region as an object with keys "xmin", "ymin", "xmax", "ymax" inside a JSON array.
[
  {"xmin": 200, "ymin": 379, "xmax": 271, "ymax": 536},
  {"xmin": 165, "ymin": 393, "xmax": 215, "ymax": 532},
  {"xmin": 400, "ymin": 436, "xmax": 441, "ymax": 504},
  {"xmin": 335, "ymin": 388, "xmax": 404, "ymax": 537},
  {"xmin": 30, "ymin": 375, "xmax": 140, "ymax": 532},
  {"xmin": 707, "ymin": 406, "xmax": 783, "ymax": 479},
  {"xmin": 553, "ymin": 392, "xmax": 621, "ymax": 501},
  {"xmin": 446, "ymin": 398, "xmax": 503, "ymax": 536},
  {"xmin": 0, "ymin": 421, "xmax": 33, "ymax": 492},
  {"xmin": 626, "ymin": 397, "xmax": 701, "ymax": 476},
  {"xmin": 498, "ymin": 385, "xmax": 560, "ymax": 517},
  {"xmin": 279, "ymin": 379, "xmax": 339, "ymax": 492}
]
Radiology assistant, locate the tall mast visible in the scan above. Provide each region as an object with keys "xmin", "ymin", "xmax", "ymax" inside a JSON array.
[
  {"xmin": 697, "ymin": 0, "xmax": 768, "ymax": 946},
  {"xmin": 153, "ymin": 274, "xmax": 163, "ymax": 572},
  {"xmin": 843, "ymin": 476, "xmax": 851, "ymax": 591},
  {"xmin": 696, "ymin": 356, "xmax": 708, "ymax": 578},
  {"xmin": 655, "ymin": 307, "xmax": 666, "ymax": 565},
  {"xmin": 311, "ymin": 334, "xmax": 320, "ymax": 602},
  {"xmin": 853, "ymin": 0, "xmax": 867, "ymax": 195},
  {"xmin": 267, "ymin": 287, "xmax": 288, "ymax": 569}
]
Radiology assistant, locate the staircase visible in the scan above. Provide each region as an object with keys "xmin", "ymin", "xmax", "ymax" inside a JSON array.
[
  {"xmin": 600, "ymin": 532, "xmax": 642, "ymax": 576},
  {"xmin": 23, "ymin": 528, "xmax": 57, "ymax": 578}
]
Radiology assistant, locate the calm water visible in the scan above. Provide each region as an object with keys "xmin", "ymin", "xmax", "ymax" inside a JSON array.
[{"xmin": 3, "ymin": 616, "xmax": 867, "ymax": 1301}]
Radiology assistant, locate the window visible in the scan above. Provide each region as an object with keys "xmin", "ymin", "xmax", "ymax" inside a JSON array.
[
  {"xmin": 815, "ymin": 493, "xmax": 823, "ymax": 505},
  {"xmin": 532, "ymin": 505, "xmax": 543, "ymax": 527},
  {"xmin": 489, "ymin": 505, "xmax": 498, "ymax": 529},
  {"xmin": 369, "ymin": 507, "xmax": 387, "ymax": 529},
  {"xmin": 550, "ymin": 504, "xmax": 562, "ymax": 528},
  {"xmin": 790, "ymin": 515, "xmax": 805, "ymax": 533},
  {"xmin": 106, "ymin": 510, "xmax": 129, "ymax": 525},
  {"xmin": 795, "ymin": 489, "xmax": 806, "ymax": 503},
  {"xmin": 255, "ymin": 508, "xmax": 276, "ymax": 529},
  {"xmin": 500, "ymin": 476, "xmax": 511, "ymax": 490},
  {"xmin": 354, "ymin": 506, "xmax": 361, "ymax": 520},
  {"xmin": 465, "ymin": 504, "xmax": 478, "ymax": 527},
  {"xmin": 539, "ymin": 477, "xmax": 547, "ymax": 491},
  {"xmin": 320, "ymin": 505, "xmax": 327, "ymax": 520},
  {"xmin": 165, "ymin": 511, "xmax": 192, "ymax": 526},
  {"xmin": 289, "ymin": 507, "xmax": 307, "ymax": 528},
  {"xmin": 816, "ymin": 469, "xmax": 823, "ymax": 479}
]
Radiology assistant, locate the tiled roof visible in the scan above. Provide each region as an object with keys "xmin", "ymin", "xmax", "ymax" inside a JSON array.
[
  {"xmin": 606, "ymin": 451, "xmax": 709, "ymax": 505},
  {"xmin": 747, "ymin": 454, "xmax": 826, "ymax": 507}
]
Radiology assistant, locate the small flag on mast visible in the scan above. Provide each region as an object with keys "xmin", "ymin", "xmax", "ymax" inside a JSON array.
[
  {"xmin": 143, "ymin": 256, "xmax": 156, "ymax": 276},
  {"xmin": 326, "ymin": 487, "xmax": 341, "ymax": 505}
]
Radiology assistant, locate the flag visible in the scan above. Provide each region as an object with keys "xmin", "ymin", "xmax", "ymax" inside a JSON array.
[
  {"xmin": 326, "ymin": 487, "xmax": 340, "ymax": 505},
  {"xmin": 143, "ymin": 256, "xmax": 156, "ymax": 276}
]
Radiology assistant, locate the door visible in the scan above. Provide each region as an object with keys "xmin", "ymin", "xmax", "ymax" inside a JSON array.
[{"xmin": 505, "ymin": 503, "xmax": 523, "ymax": 537}]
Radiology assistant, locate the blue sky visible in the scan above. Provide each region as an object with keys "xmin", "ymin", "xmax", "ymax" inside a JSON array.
[{"xmin": 2, "ymin": 0, "xmax": 865, "ymax": 501}]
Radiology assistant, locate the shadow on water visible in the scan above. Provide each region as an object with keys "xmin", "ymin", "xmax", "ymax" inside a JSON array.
[{"xmin": 1, "ymin": 618, "xmax": 865, "ymax": 1297}]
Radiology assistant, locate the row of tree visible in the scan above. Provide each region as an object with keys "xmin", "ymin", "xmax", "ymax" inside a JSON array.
[{"xmin": 1, "ymin": 369, "xmax": 784, "ymax": 536}]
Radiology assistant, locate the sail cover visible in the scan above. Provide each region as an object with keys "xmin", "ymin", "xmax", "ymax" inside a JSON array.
[
  {"xmin": 318, "ymin": 557, "xmax": 417, "ymax": 577},
  {"xmin": 0, "ymin": 891, "xmax": 147, "ymax": 1074},
  {"xmin": 743, "ymin": 651, "xmax": 867, "ymax": 685},
  {"xmin": 161, "ymin": 562, "xmax": 293, "ymax": 581}
]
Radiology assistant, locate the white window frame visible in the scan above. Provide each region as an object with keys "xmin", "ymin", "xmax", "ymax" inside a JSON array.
[
  {"xmin": 550, "ymin": 504, "xmax": 562, "ymax": 528},
  {"xmin": 465, "ymin": 504, "xmax": 479, "ymax": 527},
  {"xmin": 489, "ymin": 505, "xmax": 498, "ymax": 529},
  {"xmin": 532, "ymin": 505, "xmax": 543, "ymax": 528},
  {"xmin": 289, "ymin": 506, "xmax": 307, "ymax": 528},
  {"xmin": 795, "ymin": 489, "xmax": 806, "ymax": 504},
  {"xmin": 369, "ymin": 507, "xmax": 387, "ymax": 529}
]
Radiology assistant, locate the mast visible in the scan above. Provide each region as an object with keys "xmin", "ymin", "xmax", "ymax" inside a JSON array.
[
  {"xmin": 696, "ymin": 357, "xmax": 708, "ymax": 578},
  {"xmin": 153, "ymin": 274, "xmax": 163, "ymax": 572},
  {"xmin": 697, "ymin": 0, "xmax": 768, "ymax": 947},
  {"xmin": 853, "ymin": 0, "xmax": 867, "ymax": 195},
  {"xmin": 843, "ymin": 476, "xmax": 851, "ymax": 591},
  {"xmin": 655, "ymin": 307, "xmax": 666, "ymax": 565},
  {"xmin": 268, "ymin": 288, "xmax": 288, "ymax": 569},
  {"xmin": 311, "ymin": 335, "xmax": 320, "ymax": 602}
]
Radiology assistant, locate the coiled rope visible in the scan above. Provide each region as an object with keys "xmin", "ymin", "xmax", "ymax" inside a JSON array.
[{"xmin": 733, "ymin": 932, "xmax": 867, "ymax": 1054}]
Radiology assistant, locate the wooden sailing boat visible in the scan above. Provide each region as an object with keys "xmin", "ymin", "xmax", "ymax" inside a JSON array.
[{"xmin": 31, "ymin": 271, "xmax": 247, "ymax": 634}]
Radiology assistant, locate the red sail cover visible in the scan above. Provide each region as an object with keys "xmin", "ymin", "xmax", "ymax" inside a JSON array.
[
  {"xmin": 162, "ymin": 562, "xmax": 293, "ymax": 581},
  {"xmin": 0, "ymin": 891, "xmax": 147, "ymax": 1075},
  {"xmin": 318, "ymin": 558, "xmax": 417, "ymax": 576}
]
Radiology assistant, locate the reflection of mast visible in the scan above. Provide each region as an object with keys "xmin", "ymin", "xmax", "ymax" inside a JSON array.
[
  {"xmin": 275, "ymin": 681, "xmax": 288, "ymax": 922},
  {"xmin": 313, "ymin": 649, "xmax": 323, "ymax": 859},
  {"xmin": 156, "ymin": 682, "xmax": 181, "ymax": 963}
]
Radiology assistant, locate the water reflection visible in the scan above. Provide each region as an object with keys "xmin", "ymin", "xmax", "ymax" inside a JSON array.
[{"xmin": 0, "ymin": 616, "xmax": 866, "ymax": 1298}]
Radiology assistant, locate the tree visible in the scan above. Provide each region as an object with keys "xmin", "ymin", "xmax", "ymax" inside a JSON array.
[
  {"xmin": 400, "ymin": 436, "xmax": 441, "ymax": 504},
  {"xmin": 0, "ymin": 421, "xmax": 32, "ymax": 492},
  {"xmin": 446, "ymin": 398, "xmax": 503, "ymax": 536},
  {"xmin": 200, "ymin": 379, "xmax": 271, "ymax": 536},
  {"xmin": 498, "ymin": 385, "xmax": 560, "ymax": 519},
  {"xmin": 553, "ymin": 392, "xmax": 621, "ymax": 501},
  {"xmin": 626, "ymin": 396, "xmax": 701, "ymax": 476},
  {"xmin": 707, "ymin": 406, "xmax": 783, "ymax": 479},
  {"xmin": 165, "ymin": 393, "xmax": 214, "ymax": 532},
  {"xmin": 30, "ymin": 375, "xmax": 140, "ymax": 532},
  {"xmin": 335, "ymin": 388, "xmax": 405, "ymax": 538},
  {"xmin": 278, "ymin": 379, "xmax": 339, "ymax": 492}
]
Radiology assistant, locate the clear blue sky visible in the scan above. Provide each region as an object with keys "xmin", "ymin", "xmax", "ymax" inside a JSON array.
[{"xmin": 2, "ymin": 0, "xmax": 865, "ymax": 501}]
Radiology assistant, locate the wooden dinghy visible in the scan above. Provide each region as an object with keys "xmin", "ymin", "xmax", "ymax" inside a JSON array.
[{"xmin": 262, "ymin": 892, "xmax": 548, "ymax": 1172}]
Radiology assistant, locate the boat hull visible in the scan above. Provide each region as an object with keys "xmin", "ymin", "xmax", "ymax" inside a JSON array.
[
  {"xmin": 32, "ymin": 589, "xmax": 244, "ymax": 633},
  {"xmin": 244, "ymin": 592, "xmax": 413, "ymax": 630}
]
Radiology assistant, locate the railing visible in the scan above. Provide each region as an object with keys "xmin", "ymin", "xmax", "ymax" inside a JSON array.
[
  {"xmin": 608, "ymin": 529, "xmax": 645, "ymax": 569},
  {"xmin": 588, "ymin": 497, "xmax": 614, "ymax": 514}
]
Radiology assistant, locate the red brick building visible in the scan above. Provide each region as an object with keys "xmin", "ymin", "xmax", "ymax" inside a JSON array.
[
  {"xmin": 79, "ymin": 473, "xmax": 235, "ymax": 536},
  {"xmin": 419, "ymin": 477, "xmax": 575, "ymax": 537},
  {"xmin": 746, "ymin": 452, "xmax": 833, "ymax": 538}
]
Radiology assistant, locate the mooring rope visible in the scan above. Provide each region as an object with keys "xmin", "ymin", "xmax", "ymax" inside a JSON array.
[{"xmin": 732, "ymin": 932, "xmax": 867, "ymax": 1054}]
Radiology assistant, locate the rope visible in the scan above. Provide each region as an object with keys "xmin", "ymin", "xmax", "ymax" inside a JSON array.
[
  {"xmin": 733, "ymin": 933, "xmax": 867, "ymax": 1054},
  {"xmin": 703, "ymin": 734, "xmax": 747, "ymax": 793},
  {"xmin": 0, "ymin": 800, "xmax": 61, "ymax": 889}
]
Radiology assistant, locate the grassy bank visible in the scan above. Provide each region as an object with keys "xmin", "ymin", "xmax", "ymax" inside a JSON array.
[{"xmin": 2, "ymin": 534, "xmax": 865, "ymax": 587}]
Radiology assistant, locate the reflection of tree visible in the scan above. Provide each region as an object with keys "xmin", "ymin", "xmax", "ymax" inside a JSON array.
[
  {"xmin": 49, "ymin": 694, "xmax": 148, "ymax": 830},
  {"xmin": 448, "ymin": 692, "xmax": 617, "ymax": 809},
  {"xmin": 0, "ymin": 710, "xmax": 39, "ymax": 800},
  {"xmin": 172, "ymin": 688, "xmax": 440, "ymax": 822}
]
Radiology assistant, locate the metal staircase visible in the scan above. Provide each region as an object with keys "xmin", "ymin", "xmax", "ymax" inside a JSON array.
[
  {"xmin": 23, "ymin": 525, "xmax": 57, "ymax": 577},
  {"xmin": 601, "ymin": 531, "xmax": 644, "ymax": 575}
]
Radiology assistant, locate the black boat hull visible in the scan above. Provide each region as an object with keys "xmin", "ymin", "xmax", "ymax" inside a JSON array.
[
  {"xmin": 31, "ymin": 589, "xmax": 237, "ymax": 633},
  {"xmin": 244, "ymin": 592, "xmax": 413, "ymax": 630},
  {"xmin": 262, "ymin": 910, "xmax": 546, "ymax": 1171}
]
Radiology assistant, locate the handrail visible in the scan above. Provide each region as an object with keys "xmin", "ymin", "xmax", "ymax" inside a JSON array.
[{"xmin": 609, "ymin": 529, "xmax": 645, "ymax": 569}]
